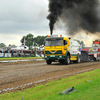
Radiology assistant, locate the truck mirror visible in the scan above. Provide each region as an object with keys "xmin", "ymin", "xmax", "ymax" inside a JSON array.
[
  {"xmin": 64, "ymin": 40, "xmax": 67, "ymax": 45},
  {"xmin": 44, "ymin": 42, "xmax": 45, "ymax": 46},
  {"xmin": 43, "ymin": 42, "xmax": 45, "ymax": 46},
  {"xmin": 24, "ymin": 46, "xmax": 26, "ymax": 49}
]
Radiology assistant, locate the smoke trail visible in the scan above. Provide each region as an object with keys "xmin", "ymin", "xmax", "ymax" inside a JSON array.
[
  {"xmin": 47, "ymin": 0, "xmax": 100, "ymax": 35},
  {"xmin": 47, "ymin": 0, "xmax": 63, "ymax": 35}
]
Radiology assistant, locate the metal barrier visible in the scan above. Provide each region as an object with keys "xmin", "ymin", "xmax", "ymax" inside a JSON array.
[{"xmin": 0, "ymin": 53, "xmax": 44, "ymax": 57}]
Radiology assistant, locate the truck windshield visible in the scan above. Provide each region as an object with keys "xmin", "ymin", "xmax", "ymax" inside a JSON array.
[{"xmin": 45, "ymin": 39, "xmax": 63, "ymax": 46}]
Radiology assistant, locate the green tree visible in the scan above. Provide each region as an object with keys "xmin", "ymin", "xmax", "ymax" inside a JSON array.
[
  {"xmin": 80, "ymin": 41, "xmax": 85, "ymax": 47},
  {"xmin": 34, "ymin": 36, "xmax": 47, "ymax": 46},
  {"xmin": 0, "ymin": 43, "xmax": 6, "ymax": 47},
  {"xmin": 74, "ymin": 39, "xmax": 85, "ymax": 47},
  {"xmin": 74, "ymin": 39, "xmax": 81, "ymax": 44},
  {"xmin": 20, "ymin": 33, "xmax": 34, "ymax": 49},
  {"xmin": 9, "ymin": 44, "xmax": 16, "ymax": 47}
]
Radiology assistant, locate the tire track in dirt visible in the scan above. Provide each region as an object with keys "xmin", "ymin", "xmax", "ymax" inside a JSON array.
[{"xmin": 0, "ymin": 61, "xmax": 100, "ymax": 92}]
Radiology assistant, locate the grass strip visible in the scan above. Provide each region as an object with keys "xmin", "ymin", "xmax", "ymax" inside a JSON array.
[
  {"xmin": 0, "ymin": 68, "xmax": 100, "ymax": 100},
  {"xmin": 0, "ymin": 57, "xmax": 42, "ymax": 61}
]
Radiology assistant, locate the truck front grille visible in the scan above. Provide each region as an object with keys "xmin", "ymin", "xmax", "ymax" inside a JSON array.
[{"xmin": 45, "ymin": 50, "xmax": 62, "ymax": 55}]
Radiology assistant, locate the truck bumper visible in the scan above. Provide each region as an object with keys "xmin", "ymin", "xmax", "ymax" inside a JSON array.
[{"xmin": 44, "ymin": 55, "xmax": 65, "ymax": 60}]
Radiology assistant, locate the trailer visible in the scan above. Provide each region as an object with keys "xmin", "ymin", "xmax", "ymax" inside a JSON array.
[{"xmin": 81, "ymin": 40, "xmax": 100, "ymax": 61}]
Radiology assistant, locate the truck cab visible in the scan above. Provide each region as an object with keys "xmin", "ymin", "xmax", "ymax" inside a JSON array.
[{"xmin": 44, "ymin": 35, "xmax": 81, "ymax": 65}]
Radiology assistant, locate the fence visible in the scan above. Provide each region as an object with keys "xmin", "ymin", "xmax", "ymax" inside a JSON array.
[{"xmin": 0, "ymin": 50, "xmax": 44, "ymax": 58}]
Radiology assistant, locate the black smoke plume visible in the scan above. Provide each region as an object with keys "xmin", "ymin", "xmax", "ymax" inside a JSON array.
[{"xmin": 47, "ymin": 0, "xmax": 100, "ymax": 35}]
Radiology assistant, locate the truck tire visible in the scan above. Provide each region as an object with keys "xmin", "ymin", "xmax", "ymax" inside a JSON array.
[
  {"xmin": 73, "ymin": 54, "xmax": 81, "ymax": 63},
  {"xmin": 93, "ymin": 57, "xmax": 96, "ymax": 61},
  {"xmin": 46, "ymin": 60, "xmax": 52, "ymax": 65},
  {"xmin": 64, "ymin": 55, "xmax": 70, "ymax": 65},
  {"xmin": 76, "ymin": 54, "xmax": 81, "ymax": 63},
  {"xmin": 88, "ymin": 56, "xmax": 91, "ymax": 62}
]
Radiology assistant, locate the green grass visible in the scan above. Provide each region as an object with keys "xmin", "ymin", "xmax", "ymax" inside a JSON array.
[
  {"xmin": 0, "ymin": 57, "xmax": 42, "ymax": 61},
  {"xmin": 0, "ymin": 69, "xmax": 100, "ymax": 100}
]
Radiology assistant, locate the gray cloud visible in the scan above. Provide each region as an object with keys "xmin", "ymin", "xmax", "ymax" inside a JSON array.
[{"xmin": 0, "ymin": 0, "xmax": 49, "ymax": 34}]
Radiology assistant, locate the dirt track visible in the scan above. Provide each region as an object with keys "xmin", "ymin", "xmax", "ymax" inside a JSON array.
[{"xmin": 0, "ymin": 60, "xmax": 100, "ymax": 92}]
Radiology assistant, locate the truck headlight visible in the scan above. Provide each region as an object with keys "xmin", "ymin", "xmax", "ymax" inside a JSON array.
[
  {"xmin": 45, "ymin": 56, "xmax": 47, "ymax": 58},
  {"xmin": 59, "ymin": 56, "xmax": 62, "ymax": 58}
]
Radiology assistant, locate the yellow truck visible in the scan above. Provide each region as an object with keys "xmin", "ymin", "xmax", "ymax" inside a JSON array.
[{"xmin": 44, "ymin": 35, "xmax": 81, "ymax": 65}]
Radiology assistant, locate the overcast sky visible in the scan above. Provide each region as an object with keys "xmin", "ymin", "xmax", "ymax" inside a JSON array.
[
  {"xmin": 0, "ymin": 0, "xmax": 50, "ymax": 46},
  {"xmin": 0, "ymin": 0, "xmax": 100, "ymax": 46}
]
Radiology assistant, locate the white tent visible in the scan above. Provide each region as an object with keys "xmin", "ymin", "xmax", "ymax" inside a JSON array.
[{"xmin": 11, "ymin": 45, "xmax": 29, "ymax": 50}]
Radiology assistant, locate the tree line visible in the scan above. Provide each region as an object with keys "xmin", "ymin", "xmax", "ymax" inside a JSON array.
[
  {"xmin": 20, "ymin": 33, "xmax": 47, "ymax": 49},
  {"xmin": 0, "ymin": 33, "xmax": 47, "ymax": 50},
  {"xmin": 0, "ymin": 33, "xmax": 85, "ymax": 49}
]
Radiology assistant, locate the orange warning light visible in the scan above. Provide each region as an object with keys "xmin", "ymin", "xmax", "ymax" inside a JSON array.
[
  {"xmin": 60, "ymin": 34, "xmax": 62, "ymax": 37},
  {"xmin": 94, "ymin": 41, "xmax": 100, "ymax": 44},
  {"xmin": 47, "ymin": 35, "xmax": 49, "ymax": 37}
]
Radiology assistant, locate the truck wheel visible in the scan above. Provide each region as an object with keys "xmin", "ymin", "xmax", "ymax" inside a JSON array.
[
  {"xmin": 76, "ymin": 54, "xmax": 81, "ymax": 63},
  {"xmin": 93, "ymin": 57, "xmax": 96, "ymax": 61},
  {"xmin": 46, "ymin": 60, "xmax": 52, "ymax": 65},
  {"xmin": 88, "ymin": 56, "xmax": 91, "ymax": 62},
  {"xmin": 65, "ymin": 55, "xmax": 70, "ymax": 65}
]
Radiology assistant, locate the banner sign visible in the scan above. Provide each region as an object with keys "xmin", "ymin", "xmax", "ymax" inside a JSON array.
[
  {"xmin": 13, "ymin": 53, "xmax": 18, "ymax": 57},
  {"xmin": 0, "ymin": 53, "xmax": 4, "ymax": 57},
  {"xmin": 25, "ymin": 53, "xmax": 31, "ymax": 56},
  {"xmin": 5, "ymin": 53, "xmax": 11, "ymax": 57},
  {"xmin": 19, "ymin": 53, "xmax": 24, "ymax": 56}
]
